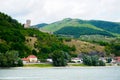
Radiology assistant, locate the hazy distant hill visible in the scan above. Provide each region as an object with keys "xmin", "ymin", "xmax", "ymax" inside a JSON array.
[
  {"xmin": 32, "ymin": 23, "xmax": 48, "ymax": 28},
  {"xmin": 38, "ymin": 18, "xmax": 120, "ymax": 38}
]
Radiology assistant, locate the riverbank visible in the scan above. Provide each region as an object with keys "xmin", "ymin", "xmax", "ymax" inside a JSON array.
[
  {"xmin": 24, "ymin": 63, "xmax": 53, "ymax": 67},
  {"xmin": 23, "ymin": 63, "xmax": 120, "ymax": 68},
  {"xmin": 23, "ymin": 63, "xmax": 87, "ymax": 67}
]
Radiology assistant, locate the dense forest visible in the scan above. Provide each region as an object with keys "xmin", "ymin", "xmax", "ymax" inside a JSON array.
[
  {"xmin": 88, "ymin": 20, "xmax": 120, "ymax": 34},
  {"xmin": 54, "ymin": 26, "xmax": 113, "ymax": 38}
]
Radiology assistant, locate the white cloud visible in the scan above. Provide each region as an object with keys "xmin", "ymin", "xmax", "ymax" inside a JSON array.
[{"xmin": 0, "ymin": 0, "xmax": 120, "ymax": 25}]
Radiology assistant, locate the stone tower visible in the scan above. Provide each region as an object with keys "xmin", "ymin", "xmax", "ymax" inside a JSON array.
[{"xmin": 24, "ymin": 20, "xmax": 31, "ymax": 28}]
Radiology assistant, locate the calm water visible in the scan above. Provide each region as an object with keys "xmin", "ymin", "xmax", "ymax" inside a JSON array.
[{"xmin": 0, "ymin": 66, "xmax": 120, "ymax": 80}]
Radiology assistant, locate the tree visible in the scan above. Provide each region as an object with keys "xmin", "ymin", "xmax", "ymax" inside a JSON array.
[
  {"xmin": 17, "ymin": 58, "xmax": 23, "ymax": 66},
  {"xmin": 99, "ymin": 60, "xmax": 105, "ymax": 66},
  {"xmin": 0, "ymin": 43, "xmax": 9, "ymax": 53},
  {"xmin": 106, "ymin": 57, "xmax": 112, "ymax": 63},
  {"xmin": 82, "ymin": 54, "xmax": 105, "ymax": 66},
  {"xmin": 51, "ymin": 50, "xmax": 71, "ymax": 66},
  {"xmin": 71, "ymin": 45, "xmax": 76, "ymax": 51},
  {"xmin": 10, "ymin": 42, "xmax": 30, "ymax": 57},
  {"xmin": 91, "ymin": 55, "xmax": 99, "ymax": 66},
  {"xmin": 0, "ymin": 50, "xmax": 23, "ymax": 67},
  {"xmin": 82, "ymin": 54, "xmax": 92, "ymax": 66},
  {"xmin": 105, "ymin": 40, "xmax": 120, "ymax": 56},
  {"xmin": 32, "ymin": 49, "xmax": 37, "ymax": 56}
]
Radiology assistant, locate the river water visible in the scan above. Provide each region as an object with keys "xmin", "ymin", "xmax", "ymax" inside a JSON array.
[{"xmin": 0, "ymin": 66, "xmax": 120, "ymax": 80}]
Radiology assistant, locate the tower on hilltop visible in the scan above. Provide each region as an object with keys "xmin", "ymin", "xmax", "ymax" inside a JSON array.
[{"xmin": 24, "ymin": 20, "xmax": 31, "ymax": 28}]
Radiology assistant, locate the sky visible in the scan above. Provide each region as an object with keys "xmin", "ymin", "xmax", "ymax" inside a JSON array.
[{"xmin": 0, "ymin": 0, "xmax": 120, "ymax": 25}]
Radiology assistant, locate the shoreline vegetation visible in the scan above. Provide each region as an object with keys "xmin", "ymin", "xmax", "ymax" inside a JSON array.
[
  {"xmin": 24, "ymin": 63, "xmax": 53, "ymax": 67},
  {"xmin": 23, "ymin": 63, "xmax": 119, "ymax": 68},
  {"xmin": 23, "ymin": 63, "xmax": 87, "ymax": 67},
  {"xmin": 0, "ymin": 63, "xmax": 119, "ymax": 69}
]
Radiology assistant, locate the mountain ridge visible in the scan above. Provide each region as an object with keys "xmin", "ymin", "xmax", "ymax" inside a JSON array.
[{"xmin": 34, "ymin": 18, "xmax": 120, "ymax": 38}]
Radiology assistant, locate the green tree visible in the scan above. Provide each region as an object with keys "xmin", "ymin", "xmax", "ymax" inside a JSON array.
[
  {"xmin": 105, "ymin": 43, "xmax": 120, "ymax": 56},
  {"xmin": 82, "ymin": 54, "xmax": 105, "ymax": 66},
  {"xmin": 51, "ymin": 50, "xmax": 70, "ymax": 66},
  {"xmin": 32, "ymin": 49, "xmax": 37, "ymax": 56},
  {"xmin": 17, "ymin": 58, "xmax": 23, "ymax": 66},
  {"xmin": 0, "ymin": 43, "xmax": 9, "ymax": 53},
  {"xmin": 98, "ymin": 60, "xmax": 105, "ymax": 66},
  {"xmin": 71, "ymin": 45, "xmax": 76, "ymax": 51},
  {"xmin": 106, "ymin": 57, "xmax": 112, "ymax": 63},
  {"xmin": 91, "ymin": 55, "xmax": 99, "ymax": 66},
  {"xmin": 82, "ymin": 54, "xmax": 92, "ymax": 66},
  {"xmin": 0, "ymin": 50, "xmax": 23, "ymax": 67}
]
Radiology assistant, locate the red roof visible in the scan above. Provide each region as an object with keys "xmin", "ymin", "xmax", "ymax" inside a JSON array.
[
  {"xmin": 115, "ymin": 57, "xmax": 120, "ymax": 62},
  {"xmin": 116, "ymin": 57, "xmax": 120, "ymax": 59},
  {"xmin": 27, "ymin": 55, "xmax": 37, "ymax": 59},
  {"xmin": 22, "ymin": 58, "xmax": 28, "ymax": 61},
  {"xmin": 116, "ymin": 59, "xmax": 120, "ymax": 62}
]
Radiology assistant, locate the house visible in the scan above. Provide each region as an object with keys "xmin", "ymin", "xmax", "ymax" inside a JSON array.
[
  {"xmin": 46, "ymin": 58, "xmax": 53, "ymax": 63},
  {"xmin": 22, "ymin": 55, "xmax": 38, "ymax": 63},
  {"xmin": 22, "ymin": 58, "xmax": 29, "ymax": 64},
  {"xmin": 99, "ymin": 57, "xmax": 107, "ymax": 63},
  {"xmin": 115, "ymin": 57, "xmax": 120, "ymax": 64},
  {"xmin": 71, "ymin": 58, "xmax": 82, "ymax": 63},
  {"xmin": 27, "ymin": 55, "xmax": 38, "ymax": 63}
]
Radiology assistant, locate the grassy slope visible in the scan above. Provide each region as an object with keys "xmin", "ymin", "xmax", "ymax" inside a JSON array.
[
  {"xmin": 24, "ymin": 35, "xmax": 105, "ymax": 55},
  {"xmin": 25, "ymin": 36, "xmax": 37, "ymax": 50},
  {"xmin": 79, "ymin": 35, "xmax": 116, "ymax": 42},
  {"xmin": 64, "ymin": 39, "xmax": 105, "ymax": 54}
]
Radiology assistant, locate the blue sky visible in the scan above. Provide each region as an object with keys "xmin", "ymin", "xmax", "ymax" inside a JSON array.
[{"xmin": 0, "ymin": 0, "xmax": 120, "ymax": 25}]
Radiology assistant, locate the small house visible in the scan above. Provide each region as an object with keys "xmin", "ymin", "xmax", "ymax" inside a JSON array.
[
  {"xmin": 71, "ymin": 58, "xmax": 82, "ymax": 63},
  {"xmin": 46, "ymin": 58, "xmax": 53, "ymax": 63},
  {"xmin": 27, "ymin": 55, "xmax": 38, "ymax": 63},
  {"xmin": 22, "ymin": 58, "xmax": 29, "ymax": 64},
  {"xmin": 22, "ymin": 55, "xmax": 38, "ymax": 63},
  {"xmin": 116, "ymin": 56, "xmax": 120, "ymax": 63}
]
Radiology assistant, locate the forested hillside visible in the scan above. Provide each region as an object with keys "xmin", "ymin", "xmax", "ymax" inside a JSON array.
[
  {"xmin": 0, "ymin": 12, "xmax": 75, "ymax": 66},
  {"xmin": 35, "ymin": 18, "xmax": 120, "ymax": 56},
  {"xmin": 54, "ymin": 26, "xmax": 113, "ymax": 38}
]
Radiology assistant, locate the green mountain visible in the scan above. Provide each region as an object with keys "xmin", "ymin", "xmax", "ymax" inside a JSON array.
[{"xmin": 40, "ymin": 18, "xmax": 120, "ymax": 38}]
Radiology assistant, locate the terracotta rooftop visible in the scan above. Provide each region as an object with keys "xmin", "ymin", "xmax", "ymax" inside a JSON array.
[
  {"xmin": 22, "ymin": 58, "xmax": 28, "ymax": 61},
  {"xmin": 27, "ymin": 55, "xmax": 37, "ymax": 58}
]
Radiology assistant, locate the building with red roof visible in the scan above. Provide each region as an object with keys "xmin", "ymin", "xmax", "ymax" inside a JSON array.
[
  {"xmin": 116, "ymin": 57, "xmax": 120, "ymax": 63},
  {"xmin": 27, "ymin": 55, "xmax": 38, "ymax": 63},
  {"xmin": 22, "ymin": 55, "xmax": 38, "ymax": 63}
]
